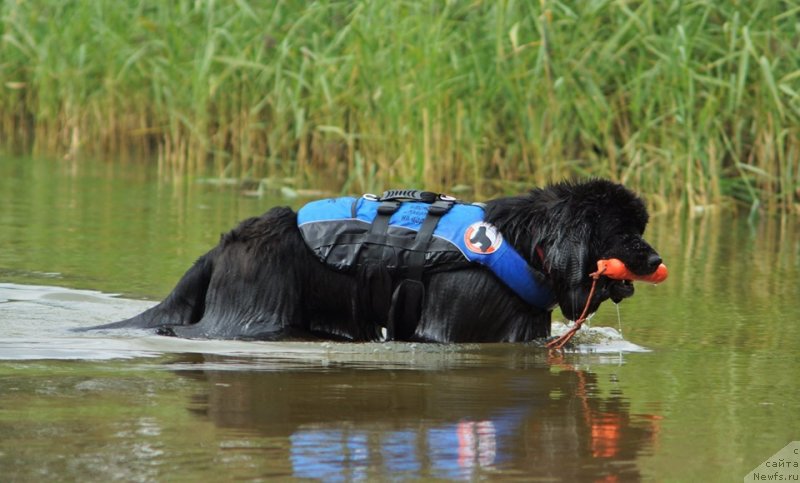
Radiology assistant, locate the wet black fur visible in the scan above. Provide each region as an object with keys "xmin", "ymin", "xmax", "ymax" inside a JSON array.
[{"xmin": 86, "ymin": 179, "xmax": 662, "ymax": 342}]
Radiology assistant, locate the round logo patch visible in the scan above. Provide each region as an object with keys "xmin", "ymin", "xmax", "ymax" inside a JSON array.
[{"xmin": 464, "ymin": 222, "xmax": 503, "ymax": 254}]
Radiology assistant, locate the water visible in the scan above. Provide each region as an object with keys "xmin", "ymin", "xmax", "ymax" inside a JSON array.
[{"xmin": 1, "ymin": 156, "xmax": 799, "ymax": 481}]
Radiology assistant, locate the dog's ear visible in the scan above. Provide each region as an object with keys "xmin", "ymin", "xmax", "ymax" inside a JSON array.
[{"xmin": 545, "ymin": 224, "xmax": 592, "ymax": 289}]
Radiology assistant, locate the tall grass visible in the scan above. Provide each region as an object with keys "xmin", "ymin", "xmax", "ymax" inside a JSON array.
[{"xmin": 1, "ymin": 0, "xmax": 798, "ymax": 211}]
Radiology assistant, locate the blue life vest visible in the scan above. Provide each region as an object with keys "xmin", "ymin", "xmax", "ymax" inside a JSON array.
[{"xmin": 297, "ymin": 196, "xmax": 554, "ymax": 309}]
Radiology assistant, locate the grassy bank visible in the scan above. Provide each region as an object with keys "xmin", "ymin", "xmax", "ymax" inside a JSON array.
[{"xmin": 1, "ymin": 0, "xmax": 798, "ymax": 211}]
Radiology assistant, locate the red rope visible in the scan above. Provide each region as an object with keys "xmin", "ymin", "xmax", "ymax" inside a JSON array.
[{"xmin": 546, "ymin": 265, "xmax": 606, "ymax": 351}]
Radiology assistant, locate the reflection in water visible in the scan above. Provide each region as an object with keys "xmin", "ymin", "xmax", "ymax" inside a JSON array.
[
  {"xmin": 174, "ymin": 354, "xmax": 660, "ymax": 481},
  {"xmin": 290, "ymin": 418, "xmax": 502, "ymax": 480},
  {"xmin": 3, "ymin": 155, "xmax": 800, "ymax": 480}
]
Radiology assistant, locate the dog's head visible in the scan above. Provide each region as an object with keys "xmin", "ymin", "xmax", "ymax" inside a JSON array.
[{"xmin": 531, "ymin": 180, "xmax": 663, "ymax": 321}]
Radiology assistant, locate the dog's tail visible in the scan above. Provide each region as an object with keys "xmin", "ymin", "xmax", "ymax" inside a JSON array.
[{"xmin": 77, "ymin": 252, "xmax": 214, "ymax": 332}]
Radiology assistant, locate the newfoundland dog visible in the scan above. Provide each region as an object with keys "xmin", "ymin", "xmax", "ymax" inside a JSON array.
[{"xmin": 87, "ymin": 179, "xmax": 664, "ymax": 343}]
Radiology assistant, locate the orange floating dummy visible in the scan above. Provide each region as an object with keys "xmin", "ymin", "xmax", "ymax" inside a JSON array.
[{"xmin": 594, "ymin": 258, "xmax": 668, "ymax": 283}]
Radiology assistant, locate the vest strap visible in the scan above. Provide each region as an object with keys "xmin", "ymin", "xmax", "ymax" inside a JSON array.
[
  {"xmin": 372, "ymin": 200, "xmax": 400, "ymax": 231},
  {"xmin": 407, "ymin": 199, "xmax": 454, "ymax": 280},
  {"xmin": 387, "ymin": 198, "xmax": 454, "ymax": 340},
  {"xmin": 362, "ymin": 200, "xmax": 400, "ymax": 249}
]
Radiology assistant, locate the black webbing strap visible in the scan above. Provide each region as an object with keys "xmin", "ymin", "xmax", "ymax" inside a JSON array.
[
  {"xmin": 348, "ymin": 193, "xmax": 458, "ymax": 341},
  {"xmin": 341, "ymin": 198, "xmax": 401, "ymax": 269},
  {"xmin": 365, "ymin": 200, "xmax": 400, "ymax": 243},
  {"xmin": 386, "ymin": 198, "xmax": 454, "ymax": 341},
  {"xmin": 405, "ymin": 199, "xmax": 454, "ymax": 280}
]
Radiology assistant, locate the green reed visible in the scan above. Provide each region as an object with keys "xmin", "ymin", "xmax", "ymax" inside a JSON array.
[{"xmin": 1, "ymin": 0, "xmax": 798, "ymax": 211}]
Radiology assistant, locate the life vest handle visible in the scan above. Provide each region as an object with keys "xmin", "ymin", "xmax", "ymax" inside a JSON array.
[{"xmin": 379, "ymin": 189, "xmax": 439, "ymax": 203}]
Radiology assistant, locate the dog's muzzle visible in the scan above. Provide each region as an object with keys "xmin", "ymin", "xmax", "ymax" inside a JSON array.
[{"xmin": 608, "ymin": 279, "xmax": 635, "ymax": 304}]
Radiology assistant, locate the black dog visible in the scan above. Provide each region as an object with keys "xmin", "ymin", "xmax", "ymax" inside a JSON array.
[{"xmin": 88, "ymin": 179, "xmax": 663, "ymax": 342}]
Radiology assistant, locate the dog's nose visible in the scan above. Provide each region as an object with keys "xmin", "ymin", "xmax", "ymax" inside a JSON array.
[{"xmin": 647, "ymin": 253, "xmax": 663, "ymax": 271}]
